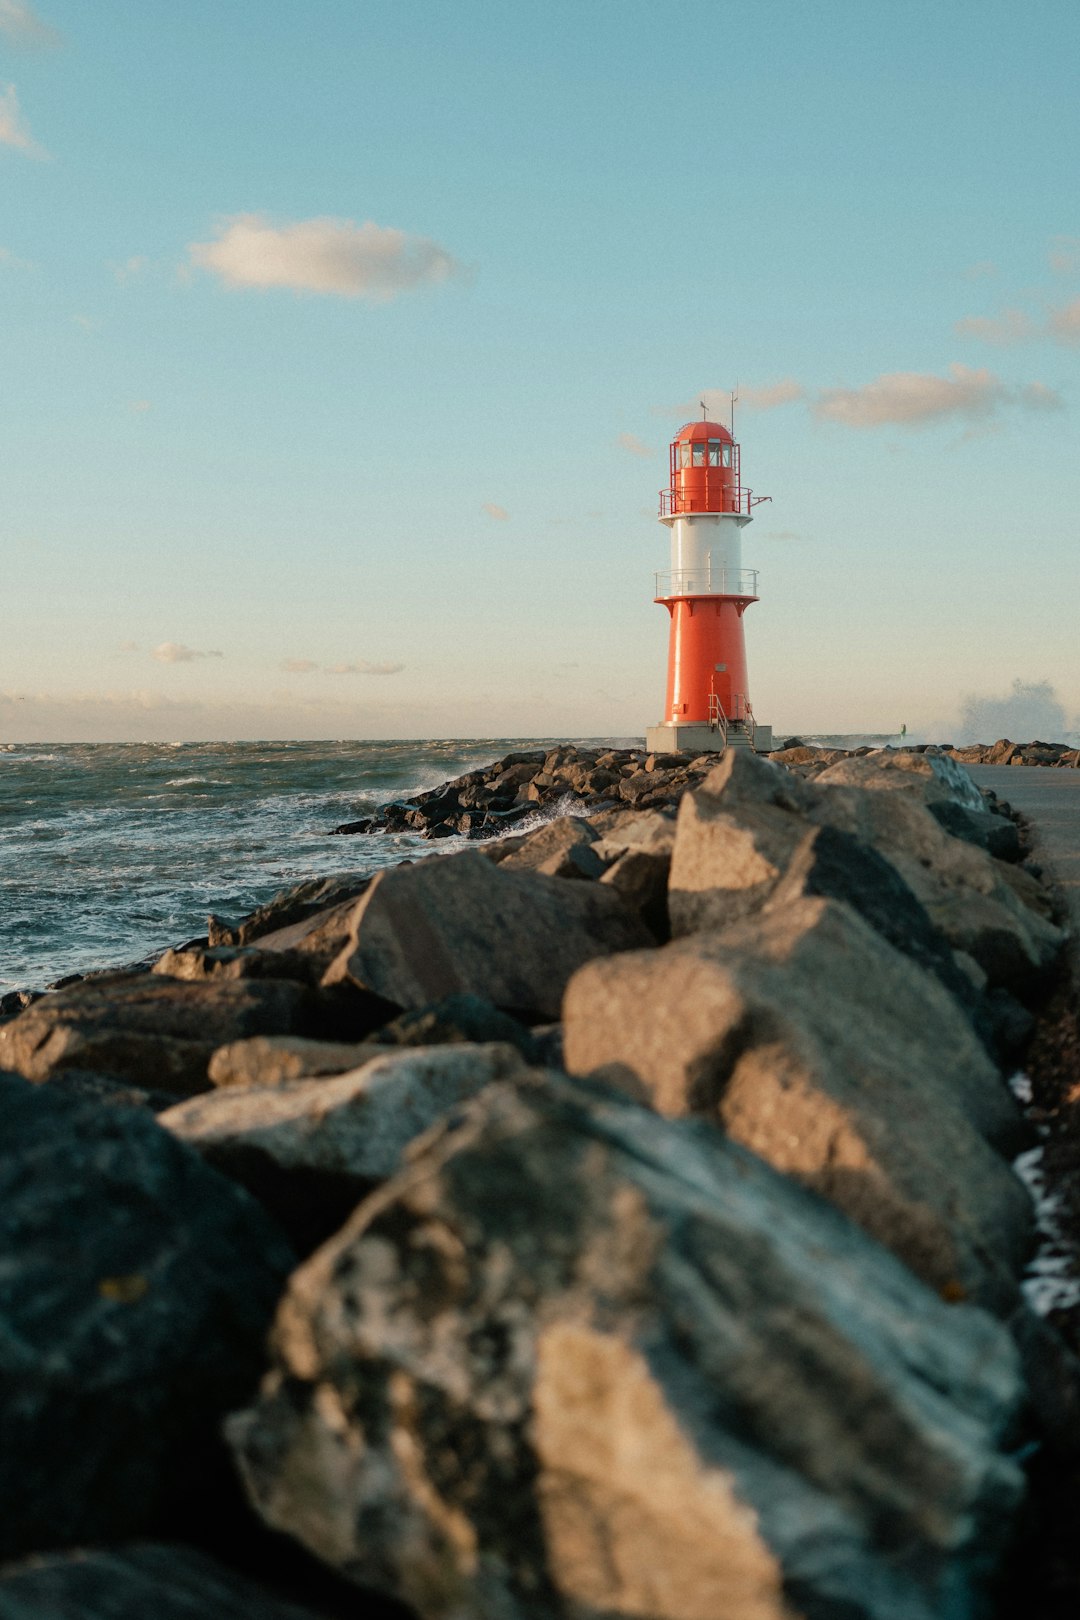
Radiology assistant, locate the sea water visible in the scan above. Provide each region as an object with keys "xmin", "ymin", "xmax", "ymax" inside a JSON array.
[{"xmin": 0, "ymin": 734, "xmax": 895, "ymax": 991}]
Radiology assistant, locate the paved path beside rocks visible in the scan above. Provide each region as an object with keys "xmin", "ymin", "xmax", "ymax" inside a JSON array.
[{"xmin": 970, "ymin": 765, "xmax": 1080, "ymax": 941}]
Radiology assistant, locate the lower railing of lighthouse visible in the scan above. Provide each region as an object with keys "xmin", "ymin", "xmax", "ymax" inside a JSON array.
[{"xmin": 706, "ymin": 695, "xmax": 756, "ymax": 748}]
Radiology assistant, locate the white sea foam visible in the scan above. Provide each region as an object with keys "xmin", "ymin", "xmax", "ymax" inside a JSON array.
[{"xmin": 1012, "ymin": 1101, "xmax": 1080, "ymax": 1315}]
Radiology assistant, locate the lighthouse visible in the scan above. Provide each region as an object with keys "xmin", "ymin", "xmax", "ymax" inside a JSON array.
[{"xmin": 645, "ymin": 412, "xmax": 773, "ymax": 755}]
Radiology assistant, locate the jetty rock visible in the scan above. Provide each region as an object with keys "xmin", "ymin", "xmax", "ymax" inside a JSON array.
[
  {"xmin": 0, "ymin": 972, "xmax": 316, "ymax": 1096},
  {"xmin": 322, "ymin": 849, "xmax": 651, "ymax": 1019},
  {"xmin": 0, "ymin": 1070, "xmax": 293, "ymax": 1564},
  {"xmin": 0, "ymin": 1545, "xmax": 337, "ymax": 1620},
  {"xmin": 329, "ymin": 743, "xmax": 721, "ymax": 840},
  {"xmin": 162, "ymin": 1041, "xmax": 529, "ymax": 1254},
  {"xmin": 229, "ymin": 1073, "xmax": 1025, "ymax": 1620},
  {"xmin": 564, "ymin": 893, "xmax": 1031, "ymax": 1311}
]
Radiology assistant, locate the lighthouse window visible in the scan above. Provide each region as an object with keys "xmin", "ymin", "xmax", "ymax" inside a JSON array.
[
  {"xmin": 707, "ymin": 440, "xmax": 722, "ymax": 466},
  {"xmin": 678, "ymin": 443, "xmax": 691, "ymax": 468},
  {"xmin": 722, "ymin": 443, "xmax": 733, "ymax": 467},
  {"xmin": 692, "ymin": 443, "xmax": 706, "ymax": 467}
]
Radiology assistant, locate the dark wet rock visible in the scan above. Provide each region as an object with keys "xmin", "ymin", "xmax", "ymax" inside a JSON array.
[
  {"xmin": 210, "ymin": 874, "xmax": 374, "ymax": 948},
  {"xmin": 0, "ymin": 990, "xmax": 42, "ymax": 1022},
  {"xmin": 36, "ymin": 1066, "xmax": 179, "ymax": 1112},
  {"xmin": 0, "ymin": 1070, "xmax": 293, "ymax": 1563},
  {"xmin": 323, "ymin": 850, "xmax": 651, "ymax": 1019},
  {"xmin": 163, "ymin": 1043, "xmax": 528, "ymax": 1253},
  {"xmin": 229, "ymin": 1073, "xmax": 1025, "ymax": 1620},
  {"xmin": 598, "ymin": 847, "xmax": 671, "ymax": 941},
  {"xmin": 565, "ymin": 895, "xmax": 1031, "ymax": 1310},
  {"xmin": 0, "ymin": 1545, "xmax": 339, "ymax": 1620},
  {"xmin": 330, "ymin": 746, "xmax": 691, "ymax": 843},
  {"xmin": 0, "ymin": 973, "xmax": 313, "ymax": 1095}
]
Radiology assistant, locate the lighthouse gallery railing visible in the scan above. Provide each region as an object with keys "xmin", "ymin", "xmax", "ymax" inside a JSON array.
[
  {"xmin": 659, "ymin": 488, "xmax": 771, "ymax": 518},
  {"xmin": 654, "ymin": 568, "xmax": 759, "ymax": 599}
]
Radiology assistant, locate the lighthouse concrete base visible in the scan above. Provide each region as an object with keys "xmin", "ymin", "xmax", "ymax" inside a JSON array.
[{"xmin": 646, "ymin": 721, "xmax": 773, "ymax": 756}]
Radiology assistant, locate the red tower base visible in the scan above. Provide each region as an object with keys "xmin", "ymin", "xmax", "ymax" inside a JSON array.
[{"xmin": 660, "ymin": 593, "xmax": 753, "ymax": 724}]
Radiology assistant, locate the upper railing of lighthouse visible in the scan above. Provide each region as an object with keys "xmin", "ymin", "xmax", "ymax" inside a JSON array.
[
  {"xmin": 659, "ymin": 423, "xmax": 771, "ymax": 518},
  {"xmin": 659, "ymin": 486, "xmax": 768, "ymax": 518}
]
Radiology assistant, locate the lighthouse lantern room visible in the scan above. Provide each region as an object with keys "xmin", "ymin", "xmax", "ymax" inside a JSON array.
[{"xmin": 645, "ymin": 412, "xmax": 773, "ymax": 756}]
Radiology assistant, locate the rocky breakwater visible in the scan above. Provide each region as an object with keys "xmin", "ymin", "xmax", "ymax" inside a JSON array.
[
  {"xmin": 329, "ymin": 743, "xmax": 736, "ymax": 840},
  {"xmin": 946, "ymin": 740, "xmax": 1080, "ymax": 769},
  {"xmin": 0, "ymin": 747, "xmax": 1076, "ymax": 1617}
]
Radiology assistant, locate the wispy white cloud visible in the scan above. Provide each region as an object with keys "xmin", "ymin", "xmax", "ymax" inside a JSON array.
[
  {"xmin": 188, "ymin": 214, "xmax": 461, "ymax": 301},
  {"xmin": 117, "ymin": 640, "xmax": 139, "ymax": 653},
  {"xmin": 482, "ymin": 502, "xmax": 509, "ymax": 521},
  {"xmin": 963, "ymin": 260, "xmax": 998, "ymax": 280},
  {"xmin": 112, "ymin": 255, "xmax": 148, "ymax": 283},
  {"xmin": 1048, "ymin": 298, "xmax": 1080, "ymax": 346},
  {"xmin": 152, "ymin": 642, "xmax": 224, "ymax": 664},
  {"xmin": 658, "ymin": 381, "xmax": 802, "ymax": 422},
  {"xmin": 956, "ymin": 290, "xmax": 1080, "ymax": 350},
  {"xmin": 813, "ymin": 364, "xmax": 1060, "ymax": 429},
  {"xmin": 1018, "ymin": 380, "xmax": 1065, "ymax": 411},
  {"xmin": 281, "ymin": 658, "xmax": 318, "ymax": 674},
  {"xmin": 1049, "ymin": 237, "xmax": 1080, "ymax": 276},
  {"xmin": 738, "ymin": 379, "xmax": 804, "ymax": 411},
  {"xmin": 0, "ymin": 1, "xmax": 60, "ymax": 47},
  {"xmin": 0, "ymin": 82, "xmax": 47, "ymax": 158},
  {"xmin": 616, "ymin": 432, "xmax": 653, "ymax": 458},
  {"xmin": 129, "ymin": 399, "xmax": 152, "ymax": 414},
  {"xmin": 0, "ymin": 244, "xmax": 32, "ymax": 269},
  {"xmin": 953, "ymin": 308, "xmax": 1036, "ymax": 345},
  {"xmin": 72, "ymin": 313, "xmax": 100, "ymax": 332},
  {"xmin": 326, "ymin": 660, "xmax": 405, "ymax": 676}
]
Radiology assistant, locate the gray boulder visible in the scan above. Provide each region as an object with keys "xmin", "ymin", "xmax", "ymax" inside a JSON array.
[
  {"xmin": 163, "ymin": 1043, "xmax": 527, "ymax": 1251},
  {"xmin": 0, "ymin": 974, "xmax": 312, "ymax": 1095},
  {"xmin": 372, "ymin": 992, "xmax": 542, "ymax": 1061},
  {"xmin": 808, "ymin": 786, "xmax": 1062, "ymax": 989},
  {"xmin": 564, "ymin": 896, "xmax": 1031, "ymax": 1310},
  {"xmin": 496, "ymin": 817, "xmax": 605, "ymax": 880},
  {"xmin": 323, "ymin": 851, "xmax": 650, "ymax": 1019},
  {"xmin": 815, "ymin": 748, "xmax": 989, "ymax": 812},
  {"xmin": 0, "ymin": 1071, "xmax": 293, "ymax": 1562},
  {"xmin": 815, "ymin": 752, "xmax": 1022, "ymax": 858},
  {"xmin": 208, "ymin": 1035, "xmax": 386, "ymax": 1088},
  {"xmin": 0, "ymin": 1546, "xmax": 332, "ymax": 1620},
  {"xmin": 229, "ymin": 1074, "xmax": 1024, "ymax": 1620},
  {"xmin": 669, "ymin": 748, "xmax": 1062, "ymax": 991},
  {"xmin": 153, "ymin": 945, "xmax": 321, "ymax": 985}
]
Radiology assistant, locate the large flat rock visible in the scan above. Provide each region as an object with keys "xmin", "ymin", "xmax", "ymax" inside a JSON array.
[
  {"xmin": 163, "ymin": 1042, "xmax": 529, "ymax": 1251},
  {"xmin": 564, "ymin": 895, "xmax": 1031, "ymax": 1310},
  {"xmin": 323, "ymin": 850, "xmax": 651, "ymax": 1018},
  {"xmin": 0, "ymin": 973, "xmax": 313, "ymax": 1095}
]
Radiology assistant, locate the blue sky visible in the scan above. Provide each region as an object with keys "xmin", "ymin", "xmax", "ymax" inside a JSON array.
[{"xmin": 2, "ymin": 0, "xmax": 1078, "ymax": 741}]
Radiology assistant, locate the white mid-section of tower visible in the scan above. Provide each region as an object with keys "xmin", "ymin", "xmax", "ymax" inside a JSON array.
[{"xmin": 666, "ymin": 512, "xmax": 751, "ymax": 596}]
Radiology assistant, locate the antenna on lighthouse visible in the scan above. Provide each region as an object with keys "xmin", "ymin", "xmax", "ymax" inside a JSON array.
[
  {"xmin": 700, "ymin": 399, "xmax": 708, "ymax": 421},
  {"xmin": 730, "ymin": 384, "xmax": 739, "ymax": 439}
]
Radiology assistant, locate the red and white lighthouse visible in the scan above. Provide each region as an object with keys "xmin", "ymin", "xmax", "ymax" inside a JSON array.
[{"xmin": 645, "ymin": 413, "xmax": 773, "ymax": 755}]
